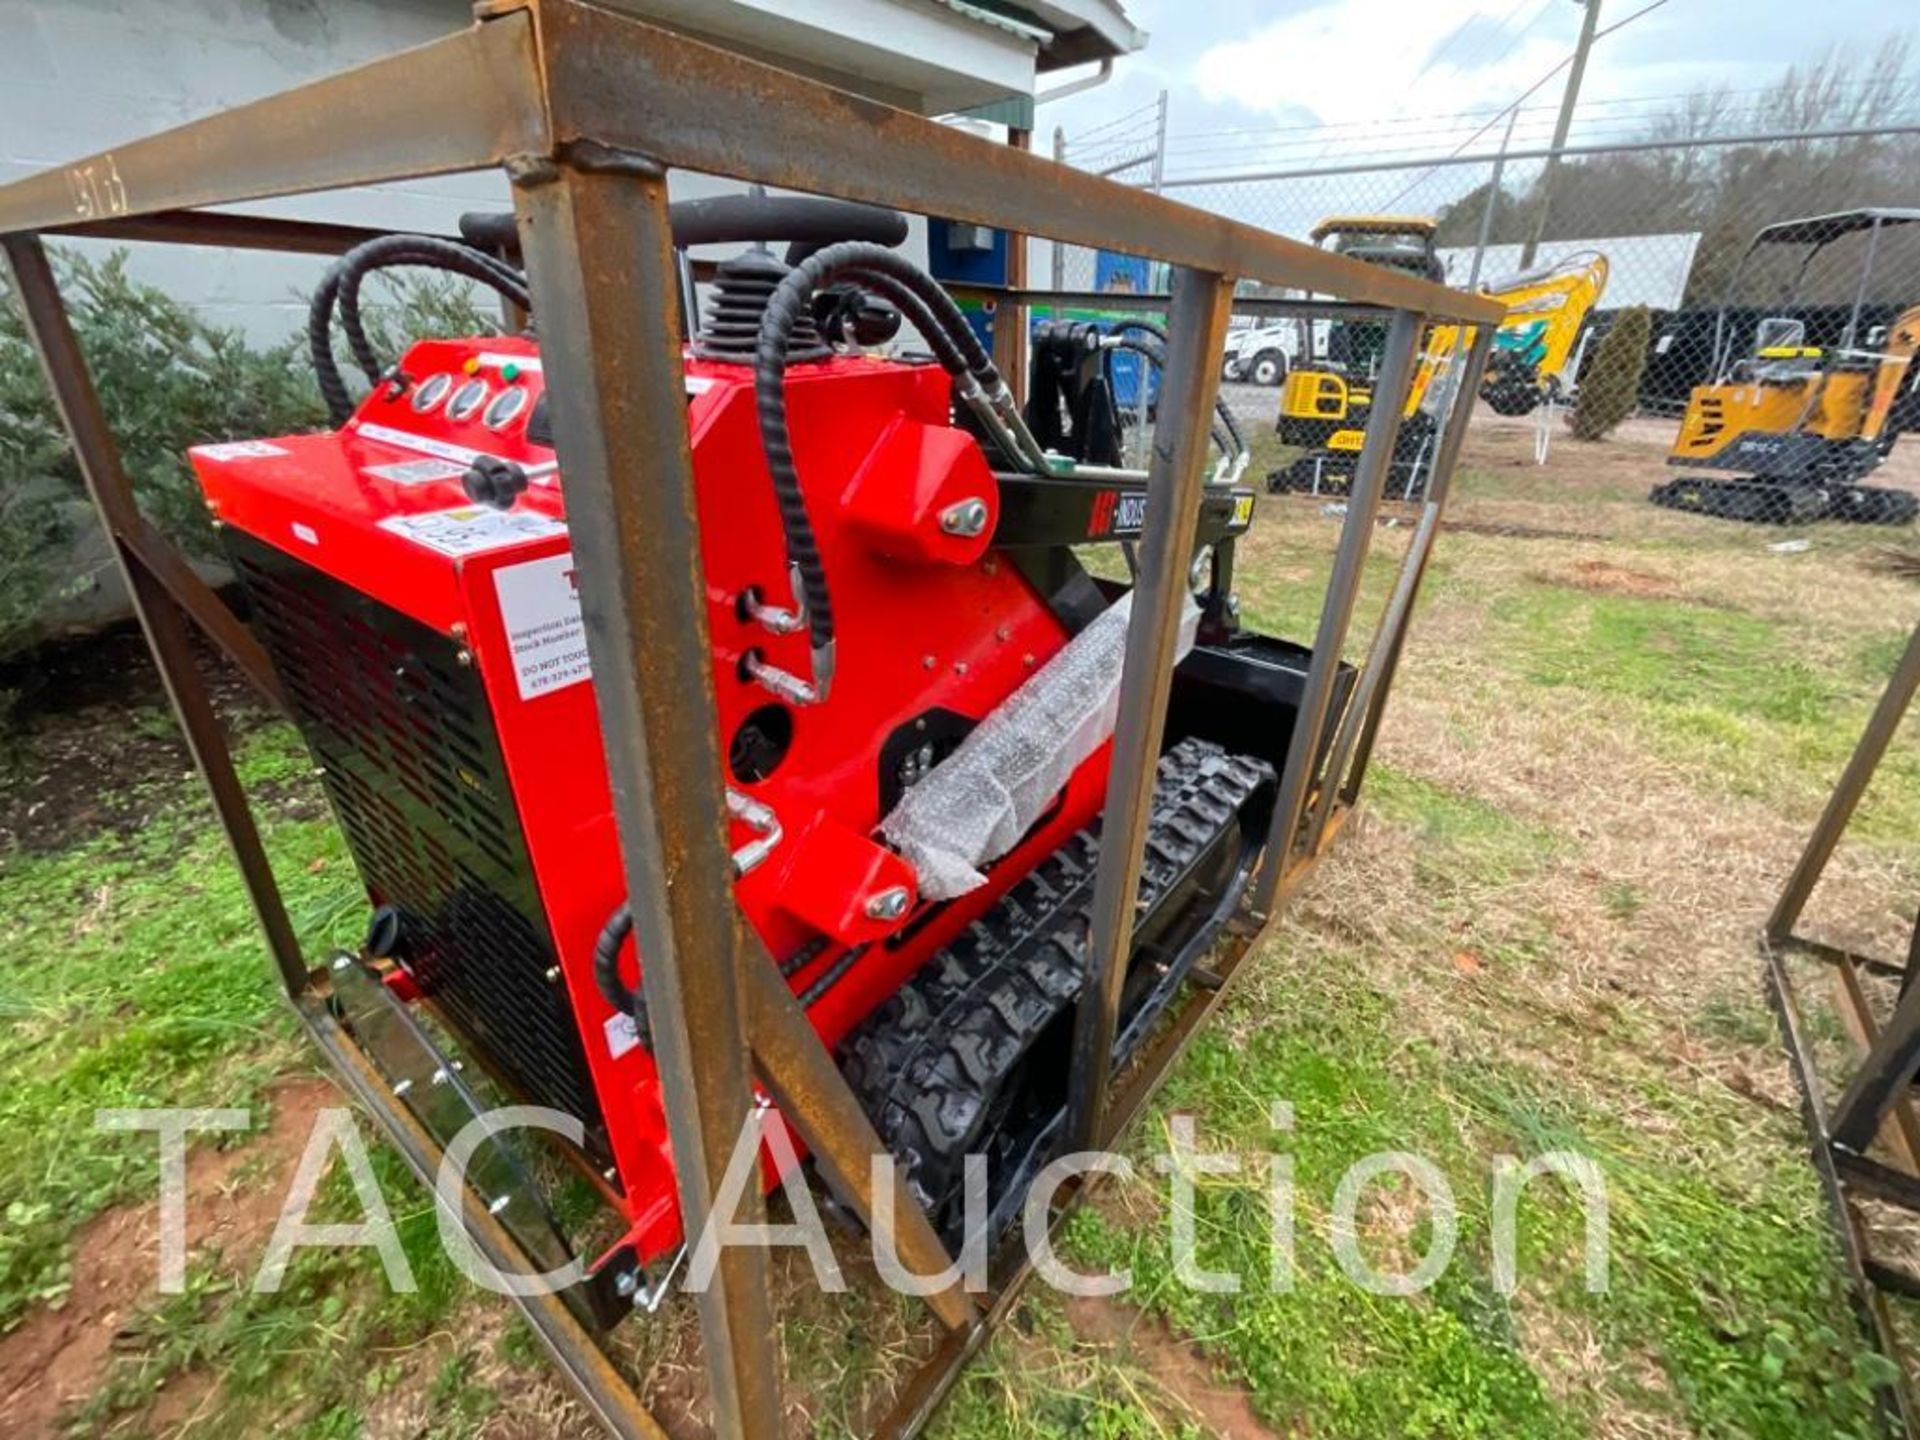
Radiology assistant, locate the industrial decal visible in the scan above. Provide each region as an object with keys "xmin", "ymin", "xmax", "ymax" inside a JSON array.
[{"xmin": 1086, "ymin": 489, "xmax": 1148, "ymax": 537}]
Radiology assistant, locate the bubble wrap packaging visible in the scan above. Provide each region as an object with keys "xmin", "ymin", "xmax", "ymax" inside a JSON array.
[{"xmin": 880, "ymin": 590, "xmax": 1201, "ymax": 900}]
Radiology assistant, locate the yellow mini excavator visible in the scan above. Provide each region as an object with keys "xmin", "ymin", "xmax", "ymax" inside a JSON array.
[
  {"xmin": 1651, "ymin": 209, "xmax": 1920, "ymax": 525},
  {"xmin": 1273, "ymin": 216, "xmax": 1609, "ymax": 498}
]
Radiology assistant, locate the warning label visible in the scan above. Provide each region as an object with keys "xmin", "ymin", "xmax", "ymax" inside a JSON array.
[
  {"xmin": 379, "ymin": 506, "xmax": 566, "ymax": 558},
  {"xmin": 494, "ymin": 551, "xmax": 592, "ymax": 700}
]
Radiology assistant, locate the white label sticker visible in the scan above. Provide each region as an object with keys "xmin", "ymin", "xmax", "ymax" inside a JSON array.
[
  {"xmin": 478, "ymin": 352, "xmax": 543, "ymax": 373},
  {"xmin": 379, "ymin": 506, "xmax": 566, "ymax": 558},
  {"xmin": 193, "ymin": 440, "xmax": 287, "ymax": 462},
  {"xmin": 603, "ymin": 1010, "xmax": 642, "ymax": 1060},
  {"xmin": 364, "ymin": 457, "xmax": 468, "ymax": 486},
  {"xmin": 354, "ymin": 422, "xmax": 488, "ymax": 466},
  {"xmin": 494, "ymin": 550, "xmax": 592, "ymax": 699},
  {"xmin": 684, "ymin": 376, "xmax": 716, "ymax": 395},
  {"xmin": 291, "ymin": 522, "xmax": 320, "ymax": 546}
]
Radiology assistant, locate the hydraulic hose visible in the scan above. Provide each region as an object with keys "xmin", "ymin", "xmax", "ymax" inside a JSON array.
[
  {"xmin": 308, "ymin": 235, "xmax": 531, "ymax": 425},
  {"xmin": 338, "ymin": 246, "xmax": 529, "ymax": 386},
  {"xmin": 1107, "ymin": 336, "xmax": 1235, "ymax": 457},
  {"xmin": 593, "ymin": 904, "xmax": 641, "ymax": 1020},
  {"xmin": 756, "ymin": 242, "xmax": 1060, "ymax": 699},
  {"xmin": 1105, "ymin": 318, "xmax": 1251, "ymax": 458},
  {"xmin": 591, "ymin": 906, "xmax": 839, "ymax": 1057}
]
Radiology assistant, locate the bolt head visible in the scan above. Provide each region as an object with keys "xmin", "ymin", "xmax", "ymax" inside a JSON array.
[
  {"xmin": 939, "ymin": 497, "xmax": 990, "ymax": 537},
  {"xmin": 614, "ymin": 1271, "xmax": 639, "ymax": 1298},
  {"xmin": 865, "ymin": 886, "xmax": 912, "ymax": 921}
]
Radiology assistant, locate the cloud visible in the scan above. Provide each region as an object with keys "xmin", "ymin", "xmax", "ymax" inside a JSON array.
[{"xmin": 1191, "ymin": 0, "xmax": 1574, "ymax": 128}]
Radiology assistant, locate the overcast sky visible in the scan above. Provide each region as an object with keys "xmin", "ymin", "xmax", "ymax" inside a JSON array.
[{"xmin": 1043, "ymin": 0, "xmax": 1919, "ymax": 172}]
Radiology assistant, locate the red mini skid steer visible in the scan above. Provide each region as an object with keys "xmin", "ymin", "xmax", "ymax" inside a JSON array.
[{"xmin": 192, "ymin": 196, "xmax": 1349, "ymax": 1322}]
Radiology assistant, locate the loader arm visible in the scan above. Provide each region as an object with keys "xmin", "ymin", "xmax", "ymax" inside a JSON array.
[{"xmin": 1863, "ymin": 303, "xmax": 1920, "ymax": 446}]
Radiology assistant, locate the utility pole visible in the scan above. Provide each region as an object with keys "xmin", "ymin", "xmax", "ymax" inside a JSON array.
[{"xmin": 1520, "ymin": 0, "xmax": 1601, "ymax": 269}]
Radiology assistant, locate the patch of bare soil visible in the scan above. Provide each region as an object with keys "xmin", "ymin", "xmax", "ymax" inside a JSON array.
[
  {"xmin": 1546, "ymin": 558, "xmax": 1685, "ymax": 601},
  {"xmin": 0, "ymin": 1077, "xmax": 337, "ymax": 1439},
  {"xmin": 1064, "ymin": 1294, "xmax": 1285, "ymax": 1438},
  {"xmin": 0, "ymin": 620, "xmax": 280, "ymax": 855}
]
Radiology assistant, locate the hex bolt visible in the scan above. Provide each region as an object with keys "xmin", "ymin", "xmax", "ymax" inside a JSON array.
[
  {"xmin": 939, "ymin": 497, "xmax": 989, "ymax": 537},
  {"xmin": 544, "ymin": 966, "xmax": 562, "ymax": 983},
  {"xmin": 865, "ymin": 886, "xmax": 911, "ymax": 921},
  {"xmin": 614, "ymin": 1271, "xmax": 639, "ymax": 1298}
]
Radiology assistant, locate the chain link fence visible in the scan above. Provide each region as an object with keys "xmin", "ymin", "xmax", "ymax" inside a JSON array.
[{"xmin": 1036, "ymin": 87, "xmax": 1920, "ymax": 526}]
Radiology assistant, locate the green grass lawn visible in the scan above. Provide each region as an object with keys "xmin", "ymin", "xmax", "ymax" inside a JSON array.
[{"xmin": 2, "ymin": 414, "xmax": 1917, "ymax": 1438}]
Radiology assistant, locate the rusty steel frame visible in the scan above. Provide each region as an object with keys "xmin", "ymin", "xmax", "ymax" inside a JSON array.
[
  {"xmin": 0, "ymin": 3, "xmax": 1502, "ymax": 1436},
  {"xmin": 1763, "ymin": 621, "xmax": 1920, "ymax": 1438}
]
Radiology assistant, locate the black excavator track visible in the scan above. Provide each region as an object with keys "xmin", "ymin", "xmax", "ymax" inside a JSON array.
[
  {"xmin": 1649, "ymin": 476, "xmax": 1919, "ymax": 526},
  {"xmin": 839, "ymin": 738, "xmax": 1274, "ymax": 1251}
]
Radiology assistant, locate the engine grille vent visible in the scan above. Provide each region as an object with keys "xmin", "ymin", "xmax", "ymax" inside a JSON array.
[{"xmin": 226, "ymin": 532, "xmax": 604, "ymax": 1141}]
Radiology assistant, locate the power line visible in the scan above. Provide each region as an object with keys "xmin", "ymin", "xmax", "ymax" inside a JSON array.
[
  {"xmin": 1065, "ymin": 95, "xmax": 1164, "ymax": 145},
  {"xmin": 1150, "ymin": 91, "xmax": 1920, "ymax": 174},
  {"xmin": 1413, "ymin": 0, "xmax": 1545, "ymax": 83},
  {"xmin": 1378, "ymin": 0, "xmax": 1673, "ymax": 210}
]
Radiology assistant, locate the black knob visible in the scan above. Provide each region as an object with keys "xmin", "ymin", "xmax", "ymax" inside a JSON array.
[{"xmin": 463, "ymin": 455, "xmax": 528, "ymax": 510}]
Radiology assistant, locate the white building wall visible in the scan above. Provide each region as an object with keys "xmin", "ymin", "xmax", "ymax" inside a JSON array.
[{"xmin": 0, "ymin": 0, "xmax": 934, "ymax": 344}]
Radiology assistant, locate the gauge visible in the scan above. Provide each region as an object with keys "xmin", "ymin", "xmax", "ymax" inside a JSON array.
[
  {"xmin": 447, "ymin": 378, "xmax": 489, "ymax": 421},
  {"xmin": 483, "ymin": 386, "xmax": 529, "ymax": 431},
  {"xmin": 409, "ymin": 373, "xmax": 452, "ymax": 413}
]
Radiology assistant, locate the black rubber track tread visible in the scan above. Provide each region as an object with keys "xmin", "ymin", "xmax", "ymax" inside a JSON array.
[{"xmin": 839, "ymin": 738, "xmax": 1272, "ymax": 1237}]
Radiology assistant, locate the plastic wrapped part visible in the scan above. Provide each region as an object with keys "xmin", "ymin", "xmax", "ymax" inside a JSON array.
[{"xmin": 881, "ymin": 590, "xmax": 1201, "ymax": 900}]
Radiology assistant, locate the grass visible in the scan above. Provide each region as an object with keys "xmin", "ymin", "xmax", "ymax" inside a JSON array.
[
  {"xmin": 0, "ymin": 723, "xmax": 358, "ymax": 1329},
  {"xmin": 1, "ymin": 407, "xmax": 1918, "ymax": 1437}
]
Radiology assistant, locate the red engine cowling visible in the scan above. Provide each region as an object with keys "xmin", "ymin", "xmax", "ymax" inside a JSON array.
[{"xmin": 194, "ymin": 335, "xmax": 1113, "ymax": 1271}]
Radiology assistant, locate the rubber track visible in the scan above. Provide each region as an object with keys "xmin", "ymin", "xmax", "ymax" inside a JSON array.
[{"xmin": 839, "ymin": 738, "xmax": 1272, "ymax": 1237}]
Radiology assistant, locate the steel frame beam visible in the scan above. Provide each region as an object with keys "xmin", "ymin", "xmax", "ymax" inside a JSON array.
[
  {"xmin": 0, "ymin": 4, "xmax": 1499, "ymax": 1436},
  {"xmin": 1763, "ymin": 620, "xmax": 1919, "ymax": 1436},
  {"xmin": 1251, "ymin": 311, "xmax": 1423, "ymax": 918}
]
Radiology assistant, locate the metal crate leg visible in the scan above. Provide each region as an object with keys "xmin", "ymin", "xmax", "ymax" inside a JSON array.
[
  {"xmin": 510, "ymin": 151, "xmax": 784, "ymax": 1439},
  {"xmin": 1, "ymin": 234, "xmax": 308, "ymax": 998},
  {"xmin": 1066, "ymin": 265, "xmax": 1235, "ymax": 1152},
  {"xmin": 1251, "ymin": 310, "xmax": 1423, "ymax": 918}
]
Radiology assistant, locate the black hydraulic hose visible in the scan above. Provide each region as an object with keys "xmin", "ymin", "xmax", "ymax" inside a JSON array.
[
  {"xmin": 339, "ymin": 246, "xmax": 529, "ymax": 385},
  {"xmin": 308, "ymin": 235, "xmax": 531, "ymax": 425},
  {"xmin": 1109, "ymin": 320, "xmax": 1247, "ymax": 458},
  {"xmin": 592, "ymin": 905, "xmax": 836, "ymax": 1055},
  {"xmin": 757, "ymin": 242, "xmax": 1018, "ymax": 675},
  {"xmin": 1107, "ymin": 337, "xmax": 1234, "ymax": 457},
  {"xmin": 593, "ymin": 903, "xmax": 641, "ymax": 1018}
]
